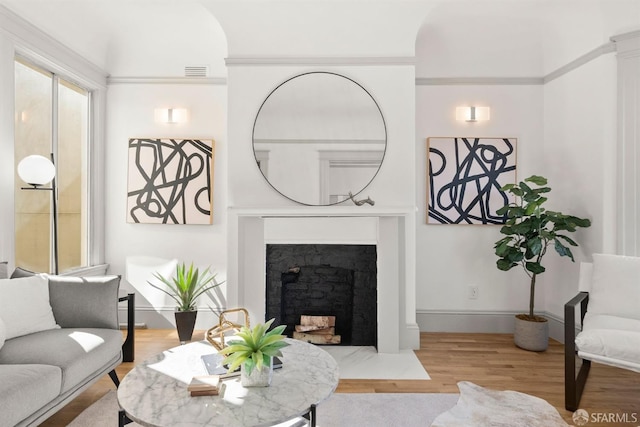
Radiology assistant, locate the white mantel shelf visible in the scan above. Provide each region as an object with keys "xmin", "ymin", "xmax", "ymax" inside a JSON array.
[{"xmin": 228, "ymin": 205, "xmax": 417, "ymax": 217}]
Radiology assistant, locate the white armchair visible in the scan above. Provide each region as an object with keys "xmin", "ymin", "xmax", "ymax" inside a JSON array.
[{"xmin": 565, "ymin": 253, "xmax": 640, "ymax": 410}]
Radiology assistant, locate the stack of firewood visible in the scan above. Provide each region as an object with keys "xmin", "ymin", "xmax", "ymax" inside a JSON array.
[{"xmin": 292, "ymin": 315, "xmax": 341, "ymax": 344}]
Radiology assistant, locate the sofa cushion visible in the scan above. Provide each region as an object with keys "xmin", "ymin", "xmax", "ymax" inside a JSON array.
[
  {"xmin": 0, "ymin": 364, "xmax": 62, "ymax": 427},
  {"xmin": 48, "ymin": 275, "xmax": 120, "ymax": 329},
  {"xmin": 589, "ymin": 254, "xmax": 640, "ymax": 321},
  {"xmin": 0, "ymin": 328, "xmax": 123, "ymax": 393},
  {"xmin": 577, "ymin": 314, "xmax": 640, "ymax": 372},
  {"xmin": 0, "ymin": 275, "xmax": 59, "ymax": 339}
]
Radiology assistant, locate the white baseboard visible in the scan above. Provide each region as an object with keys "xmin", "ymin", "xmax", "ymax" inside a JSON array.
[
  {"xmin": 416, "ymin": 310, "xmax": 568, "ymax": 344},
  {"xmin": 120, "ymin": 308, "xmax": 571, "ymax": 345},
  {"xmin": 400, "ymin": 322, "xmax": 421, "ymax": 350},
  {"xmin": 118, "ymin": 307, "xmax": 225, "ymax": 330}
]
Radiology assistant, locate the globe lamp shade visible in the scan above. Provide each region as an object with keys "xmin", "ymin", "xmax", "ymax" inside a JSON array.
[{"xmin": 17, "ymin": 155, "xmax": 55, "ymax": 186}]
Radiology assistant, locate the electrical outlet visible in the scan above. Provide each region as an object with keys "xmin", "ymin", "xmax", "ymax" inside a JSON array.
[{"xmin": 468, "ymin": 285, "xmax": 479, "ymax": 299}]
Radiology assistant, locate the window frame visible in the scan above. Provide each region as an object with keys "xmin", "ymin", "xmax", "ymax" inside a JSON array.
[{"xmin": 10, "ymin": 45, "xmax": 107, "ymax": 270}]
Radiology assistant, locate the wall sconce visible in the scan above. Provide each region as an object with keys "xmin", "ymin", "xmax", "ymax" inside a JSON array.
[
  {"xmin": 154, "ymin": 107, "xmax": 188, "ymax": 124},
  {"xmin": 17, "ymin": 154, "xmax": 58, "ymax": 274},
  {"xmin": 456, "ymin": 106, "xmax": 490, "ymax": 122}
]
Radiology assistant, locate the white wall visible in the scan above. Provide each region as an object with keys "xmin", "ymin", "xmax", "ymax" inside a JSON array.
[
  {"xmin": 104, "ymin": 82, "xmax": 228, "ymax": 328},
  {"xmin": 416, "ymin": 1, "xmax": 545, "ymax": 78},
  {"xmin": 541, "ymin": 54, "xmax": 618, "ymax": 321},
  {"xmin": 538, "ymin": 1, "xmax": 639, "ymax": 323},
  {"xmin": 415, "ymin": 84, "xmax": 544, "ymax": 319},
  {"xmin": 226, "ymin": 65, "xmax": 417, "ymax": 209},
  {"xmin": 414, "ymin": 0, "xmax": 639, "ymax": 338},
  {"xmin": 4, "ymin": 0, "xmax": 639, "ymax": 337}
]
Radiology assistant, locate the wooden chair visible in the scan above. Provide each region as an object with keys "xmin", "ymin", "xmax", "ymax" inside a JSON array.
[{"xmin": 565, "ymin": 254, "xmax": 640, "ymax": 410}]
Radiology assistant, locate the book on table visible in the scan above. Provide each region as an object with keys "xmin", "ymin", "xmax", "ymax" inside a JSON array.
[
  {"xmin": 187, "ymin": 375, "xmax": 220, "ymax": 396},
  {"xmin": 201, "ymin": 353, "xmax": 283, "ymax": 376}
]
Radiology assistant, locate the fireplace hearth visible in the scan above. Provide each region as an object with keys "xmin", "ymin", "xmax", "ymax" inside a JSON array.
[{"xmin": 265, "ymin": 244, "xmax": 377, "ymax": 346}]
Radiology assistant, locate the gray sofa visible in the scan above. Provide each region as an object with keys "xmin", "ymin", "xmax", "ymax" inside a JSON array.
[{"xmin": 0, "ymin": 275, "xmax": 133, "ymax": 427}]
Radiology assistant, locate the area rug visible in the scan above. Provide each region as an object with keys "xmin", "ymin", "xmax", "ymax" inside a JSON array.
[
  {"xmin": 68, "ymin": 390, "xmax": 459, "ymax": 427},
  {"xmin": 431, "ymin": 381, "xmax": 569, "ymax": 427},
  {"xmin": 321, "ymin": 345, "xmax": 430, "ymax": 380}
]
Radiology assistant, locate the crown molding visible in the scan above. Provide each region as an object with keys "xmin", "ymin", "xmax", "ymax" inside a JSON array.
[
  {"xmin": 610, "ymin": 29, "xmax": 640, "ymax": 43},
  {"xmin": 225, "ymin": 56, "xmax": 416, "ymax": 66},
  {"xmin": 0, "ymin": 5, "xmax": 107, "ymax": 89},
  {"xmin": 416, "ymin": 77, "xmax": 543, "ymax": 86},
  {"xmin": 611, "ymin": 29, "xmax": 640, "ymax": 59},
  {"xmin": 543, "ymin": 41, "xmax": 617, "ymax": 84},
  {"xmin": 107, "ymin": 76, "xmax": 227, "ymax": 85}
]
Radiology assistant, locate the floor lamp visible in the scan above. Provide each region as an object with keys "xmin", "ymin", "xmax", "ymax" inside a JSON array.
[{"xmin": 17, "ymin": 153, "xmax": 59, "ymax": 275}]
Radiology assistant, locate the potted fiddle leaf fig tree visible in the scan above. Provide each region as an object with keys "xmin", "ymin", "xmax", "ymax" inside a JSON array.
[
  {"xmin": 149, "ymin": 262, "xmax": 221, "ymax": 343},
  {"xmin": 494, "ymin": 175, "xmax": 591, "ymax": 351},
  {"xmin": 219, "ymin": 318, "xmax": 289, "ymax": 387}
]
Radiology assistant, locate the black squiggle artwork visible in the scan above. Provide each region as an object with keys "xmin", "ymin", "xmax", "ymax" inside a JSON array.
[
  {"xmin": 127, "ymin": 138, "xmax": 214, "ymax": 224},
  {"xmin": 427, "ymin": 137, "xmax": 516, "ymax": 224}
]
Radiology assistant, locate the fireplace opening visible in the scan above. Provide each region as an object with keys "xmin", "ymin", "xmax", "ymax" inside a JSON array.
[
  {"xmin": 265, "ymin": 244, "xmax": 377, "ymax": 347},
  {"xmin": 282, "ymin": 265, "xmax": 353, "ymax": 344}
]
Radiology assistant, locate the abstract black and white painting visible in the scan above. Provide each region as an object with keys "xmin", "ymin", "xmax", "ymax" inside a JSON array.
[
  {"xmin": 127, "ymin": 138, "xmax": 215, "ymax": 224},
  {"xmin": 427, "ymin": 137, "xmax": 516, "ymax": 224}
]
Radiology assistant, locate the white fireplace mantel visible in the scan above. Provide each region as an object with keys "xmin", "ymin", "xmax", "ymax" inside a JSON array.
[{"xmin": 226, "ymin": 205, "xmax": 420, "ymax": 353}]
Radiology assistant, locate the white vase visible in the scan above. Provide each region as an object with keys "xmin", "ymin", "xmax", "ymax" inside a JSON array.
[{"xmin": 241, "ymin": 357, "xmax": 273, "ymax": 387}]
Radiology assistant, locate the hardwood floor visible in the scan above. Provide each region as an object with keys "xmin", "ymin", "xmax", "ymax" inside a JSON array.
[{"xmin": 40, "ymin": 330, "xmax": 640, "ymax": 427}]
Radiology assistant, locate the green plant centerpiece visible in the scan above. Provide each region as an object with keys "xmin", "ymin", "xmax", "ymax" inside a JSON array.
[
  {"xmin": 494, "ymin": 175, "xmax": 591, "ymax": 351},
  {"xmin": 219, "ymin": 318, "xmax": 289, "ymax": 387},
  {"xmin": 149, "ymin": 262, "xmax": 220, "ymax": 343}
]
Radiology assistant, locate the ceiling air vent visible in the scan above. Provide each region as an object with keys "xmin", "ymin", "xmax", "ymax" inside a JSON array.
[{"xmin": 184, "ymin": 65, "xmax": 209, "ymax": 78}]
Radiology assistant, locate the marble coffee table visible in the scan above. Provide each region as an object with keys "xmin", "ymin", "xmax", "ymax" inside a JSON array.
[{"xmin": 117, "ymin": 338, "xmax": 339, "ymax": 427}]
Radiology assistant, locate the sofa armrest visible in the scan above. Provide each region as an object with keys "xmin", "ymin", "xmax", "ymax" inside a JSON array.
[
  {"xmin": 565, "ymin": 292, "xmax": 589, "ymax": 359},
  {"xmin": 48, "ymin": 275, "xmax": 121, "ymax": 329},
  {"xmin": 565, "ymin": 291, "xmax": 590, "ymax": 411},
  {"xmin": 119, "ymin": 292, "xmax": 135, "ymax": 362}
]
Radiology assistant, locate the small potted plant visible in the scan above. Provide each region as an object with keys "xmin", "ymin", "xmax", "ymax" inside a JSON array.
[
  {"xmin": 149, "ymin": 262, "xmax": 221, "ymax": 343},
  {"xmin": 494, "ymin": 175, "xmax": 591, "ymax": 351},
  {"xmin": 219, "ymin": 318, "xmax": 289, "ymax": 387}
]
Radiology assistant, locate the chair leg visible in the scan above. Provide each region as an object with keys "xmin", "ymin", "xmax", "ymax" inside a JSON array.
[
  {"xmin": 566, "ymin": 356, "xmax": 591, "ymax": 411},
  {"xmin": 565, "ymin": 292, "xmax": 590, "ymax": 411},
  {"xmin": 109, "ymin": 369, "xmax": 120, "ymax": 387}
]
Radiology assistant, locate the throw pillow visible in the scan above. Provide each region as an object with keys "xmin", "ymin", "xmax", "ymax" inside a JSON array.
[
  {"xmin": 10, "ymin": 266, "xmax": 37, "ymax": 278},
  {"xmin": 0, "ymin": 316, "xmax": 6, "ymax": 350},
  {"xmin": 0, "ymin": 275, "xmax": 59, "ymax": 339},
  {"xmin": 48, "ymin": 275, "xmax": 121, "ymax": 329},
  {"xmin": 589, "ymin": 253, "xmax": 640, "ymax": 321}
]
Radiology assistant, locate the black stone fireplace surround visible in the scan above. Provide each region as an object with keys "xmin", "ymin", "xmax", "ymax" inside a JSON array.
[{"xmin": 265, "ymin": 244, "xmax": 377, "ymax": 346}]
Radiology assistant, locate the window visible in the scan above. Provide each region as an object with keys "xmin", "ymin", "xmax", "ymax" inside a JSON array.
[{"xmin": 14, "ymin": 57, "xmax": 89, "ymax": 273}]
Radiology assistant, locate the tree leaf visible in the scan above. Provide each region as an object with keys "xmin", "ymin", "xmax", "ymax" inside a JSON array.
[
  {"xmin": 556, "ymin": 234, "xmax": 578, "ymax": 246},
  {"xmin": 527, "ymin": 237, "xmax": 543, "ymax": 256},
  {"xmin": 525, "ymin": 262, "xmax": 545, "ymax": 274},
  {"xmin": 497, "ymin": 259, "xmax": 517, "ymax": 271},
  {"xmin": 525, "ymin": 175, "xmax": 547, "ymax": 186},
  {"xmin": 554, "ymin": 239, "xmax": 575, "ymax": 261}
]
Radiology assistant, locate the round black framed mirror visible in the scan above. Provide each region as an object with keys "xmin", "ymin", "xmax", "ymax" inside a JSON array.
[{"xmin": 252, "ymin": 72, "xmax": 387, "ymax": 206}]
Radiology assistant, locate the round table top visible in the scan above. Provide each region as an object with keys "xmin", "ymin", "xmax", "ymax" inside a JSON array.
[{"xmin": 117, "ymin": 338, "xmax": 339, "ymax": 427}]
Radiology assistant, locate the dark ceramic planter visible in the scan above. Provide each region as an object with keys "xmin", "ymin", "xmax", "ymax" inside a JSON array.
[{"xmin": 175, "ymin": 310, "xmax": 197, "ymax": 343}]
